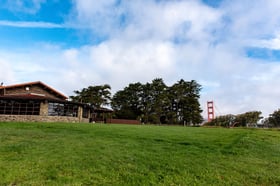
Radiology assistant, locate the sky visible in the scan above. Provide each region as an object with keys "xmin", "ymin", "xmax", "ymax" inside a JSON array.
[{"xmin": 1, "ymin": 0, "xmax": 280, "ymax": 118}]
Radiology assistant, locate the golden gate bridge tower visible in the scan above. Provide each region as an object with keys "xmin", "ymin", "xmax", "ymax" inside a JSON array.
[{"xmin": 207, "ymin": 101, "xmax": 215, "ymax": 122}]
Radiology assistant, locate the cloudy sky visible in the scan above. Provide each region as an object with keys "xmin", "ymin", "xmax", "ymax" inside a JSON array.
[{"xmin": 0, "ymin": 0, "xmax": 280, "ymax": 118}]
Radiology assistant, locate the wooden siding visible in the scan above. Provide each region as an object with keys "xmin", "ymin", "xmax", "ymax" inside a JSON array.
[
  {"xmin": 107, "ymin": 119, "xmax": 141, "ymax": 125},
  {"xmin": 4, "ymin": 84, "xmax": 63, "ymax": 100}
]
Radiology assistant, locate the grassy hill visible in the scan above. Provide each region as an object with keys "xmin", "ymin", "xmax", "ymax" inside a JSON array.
[{"xmin": 0, "ymin": 122, "xmax": 279, "ymax": 185}]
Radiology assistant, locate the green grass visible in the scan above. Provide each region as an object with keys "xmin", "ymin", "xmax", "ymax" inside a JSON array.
[{"xmin": 0, "ymin": 122, "xmax": 279, "ymax": 185}]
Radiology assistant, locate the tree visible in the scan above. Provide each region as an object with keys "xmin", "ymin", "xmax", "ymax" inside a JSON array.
[
  {"xmin": 70, "ymin": 84, "xmax": 111, "ymax": 108},
  {"xmin": 205, "ymin": 114, "xmax": 235, "ymax": 127},
  {"xmin": 234, "ymin": 111, "xmax": 262, "ymax": 127},
  {"xmin": 143, "ymin": 78, "xmax": 169, "ymax": 124},
  {"xmin": 205, "ymin": 111, "xmax": 262, "ymax": 127},
  {"xmin": 111, "ymin": 82, "xmax": 143, "ymax": 120},
  {"xmin": 169, "ymin": 79, "xmax": 203, "ymax": 125},
  {"xmin": 111, "ymin": 78, "xmax": 203, "ymax": 125},
  {"xmin": 111, "ymin": 79, "xmax": 170, "ymax": 123},
  {"xmin": 267, "ymin": 109, "xmax": 280, "ymax": 127}
]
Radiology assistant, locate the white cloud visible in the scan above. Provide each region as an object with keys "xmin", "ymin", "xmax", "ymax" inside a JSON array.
[
  {"xmin": 88, "ymin": 40, "xmax": 176, "ymax": 89},
  {"xmin": 0, "ymin": 59, "xmax": 15, "ymax": 84},
  {"xmin": 2, "ymin": 0, "xmax": 280, "ymax": 119},
  {"xmin": 221, "ymin": 0, "xmax": 280, "ymax": 48},
  {"xmin": 71, "ymin": 0, "xmax": 123, "ymax": 36},
  {"xmin": 0, "ymin": 20, "xmax": 64, "ymax": 28},
  {"xmin": 3, "ymin": 0, "xmax": 46, "ymax": 14},
  {"xmin": 252, "ymin": 34, "xmax": 280, "ymax": 50},
  {"xmin": 72, "ymin": 0, "xmax": 222, "ymax": 41}
]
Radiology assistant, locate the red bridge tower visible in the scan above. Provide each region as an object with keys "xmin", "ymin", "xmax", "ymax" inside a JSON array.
[{"xmin": 207, "ymin": 101, "xmax": 215, "ymax": 122}]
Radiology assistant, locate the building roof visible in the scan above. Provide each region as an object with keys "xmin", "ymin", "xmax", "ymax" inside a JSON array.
[
  {"xmin": 0, "ymin": 93, "xmax": 59, "ymax": 102},
  {"xmin": 0, "ymin": 81, "xmax": 68, "ymax": 100}
]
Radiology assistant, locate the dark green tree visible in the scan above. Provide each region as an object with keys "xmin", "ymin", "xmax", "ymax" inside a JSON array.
[
  {"xmin": 111, "ymin": 82, "xmax": 143, "ymax": 120},
  {"xmin": 139, "ymin": 82, "xmax": 152, "ymax": 123},
  {"xmin": 205, "ymin": 111, "xmax": 262, "ymax": 127},
  {"xmin": 144, "ymin": 78, "xmax": 169, "ymax": 124},
  {"xmin": 234, "ymin": 111, "xmax": 262, "ymax": 127},
  {"xmin": 267, "ymin": 109, "xmax": 280, "ymax": 127},
  {"xmin": 111, "ymin": 78, "xmax": 203, "ymax": 125},
  {"xmin": 205, "ymin": 114, "xmax": 235, "ymax": 127},
  {"xmin": 70, "ymin": 84, "xmax": 111, "ymax": 108},
  {"xmin": 169, "ymin": 79, "xmax": 203, "ymax": 125}
]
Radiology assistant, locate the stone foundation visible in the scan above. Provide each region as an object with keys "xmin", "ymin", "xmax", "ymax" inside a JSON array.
[{"xmin": 0, "ymin": 114, "xmax": 89, "ymax": 123}]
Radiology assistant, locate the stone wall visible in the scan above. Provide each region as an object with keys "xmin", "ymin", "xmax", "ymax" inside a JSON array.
[{"xmin": 0, "ymin": 115, "xmax": 89, "ymax": 123}]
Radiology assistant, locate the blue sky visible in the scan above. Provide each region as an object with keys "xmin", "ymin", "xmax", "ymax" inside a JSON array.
[
  {"xmin": 0, "ymin": 0, "xmax": 80, "ymax": 47},
  {"xmin": 1, "ymin": 0, "xmax": 280, "ymax": 118}
]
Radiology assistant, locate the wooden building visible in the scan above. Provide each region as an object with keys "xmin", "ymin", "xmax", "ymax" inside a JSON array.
[{"xmin": 0, "ymin": 81, "xmax": 92, "ymax": 123}]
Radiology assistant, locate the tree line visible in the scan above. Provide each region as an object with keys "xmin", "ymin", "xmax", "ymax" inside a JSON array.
[
  {"xmin": 205, "ymin": 111, "xmax": 262, "ymax": 127},
  {"xmin": 205, "ymin": 110, "xmax": 280, "ymax": 128},
  {"xmin": 69, "ymin": 78, "xmax": 280, "ymax": 127},
  {"xmin": 70, "ymin": 78, "xmax": 203, "ymax": 125}
]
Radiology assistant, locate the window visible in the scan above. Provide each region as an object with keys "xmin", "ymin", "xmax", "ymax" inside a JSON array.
[
  {"xmin": 82, "ymin": 106, "xmax": 90, "ymax": 118},
  {"xmin": 48, "ymin": 102, "xmax": 78, "ymax": 117},
  {"xmin": 0, "ymin": 100, "xmax": 40, "ymax": 115}
]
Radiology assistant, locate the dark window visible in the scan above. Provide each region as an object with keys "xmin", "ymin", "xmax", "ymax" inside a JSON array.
[
  {"xmin": 48, "ymin": 102, "xmax": 78, "ymax": 117},
  {"xmin": 0, "ymin": 100, "xmax": 40, "ymax": 115},
  {"xmin": 82, "ymin": 106, "xmax": 90, "ymax": 118}
]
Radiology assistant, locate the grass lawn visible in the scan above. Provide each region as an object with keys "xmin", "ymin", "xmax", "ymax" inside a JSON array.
[{"xmin": 0, "ymin": 122, "xmax": 279, "ymax": 185}]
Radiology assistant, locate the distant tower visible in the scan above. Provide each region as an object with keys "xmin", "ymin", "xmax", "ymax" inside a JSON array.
[{"xmin": 207, "ymin": 101, "xmax": 215, "ymax": 122}]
